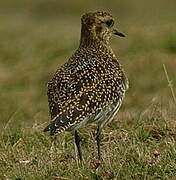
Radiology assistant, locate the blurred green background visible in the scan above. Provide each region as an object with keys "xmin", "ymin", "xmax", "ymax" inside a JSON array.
[{"xmin": 0, "ymin": 0, "xmax": 176, "ymax": 129}]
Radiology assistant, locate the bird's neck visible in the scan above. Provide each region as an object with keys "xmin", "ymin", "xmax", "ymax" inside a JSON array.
[
  {"xmin": 80, "ymin": 26, "xmax": 110, "ymax": 49},
  {"xmin": 79, "ymin": 40, "xmax": 115, "ymax": 59}
]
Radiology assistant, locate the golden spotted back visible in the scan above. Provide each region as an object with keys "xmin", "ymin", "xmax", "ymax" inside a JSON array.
[{"xmin": 44, "ymin": 11, "xmax": 128, "ymax": 135}]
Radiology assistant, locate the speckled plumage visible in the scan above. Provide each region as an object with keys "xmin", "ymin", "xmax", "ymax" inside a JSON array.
[{"xmin": 44, "ymin": 12, "xmax": 128, "ymax": 154}]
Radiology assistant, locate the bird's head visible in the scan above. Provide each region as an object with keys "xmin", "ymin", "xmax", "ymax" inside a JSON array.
[{"xmin": 80, "ymin": 11, "xmax": 125, "ymax": 46}]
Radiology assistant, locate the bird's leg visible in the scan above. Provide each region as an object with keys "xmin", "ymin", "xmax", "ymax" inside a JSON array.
[
  {"xmin": 74, "ymin": 130, "xmax": 82, "ymax": 162},
  {"xmin": 96, "ymin": 126, "xmax": 102, "ymax": 160}
]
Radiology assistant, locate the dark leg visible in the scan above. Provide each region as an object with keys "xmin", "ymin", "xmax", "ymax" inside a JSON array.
[
  {"xmin": 96, "ymin": 126, "xmax": 102, "ymax": 160},
  {"xmin": 74, "ymin": 130, "xmax": 82, "ymax": 161}
]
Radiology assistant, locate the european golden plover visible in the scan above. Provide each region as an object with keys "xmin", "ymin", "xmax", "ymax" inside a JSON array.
[{"xmin": 44, "ymin": 11, "xmax": 129, "ymax": 161}]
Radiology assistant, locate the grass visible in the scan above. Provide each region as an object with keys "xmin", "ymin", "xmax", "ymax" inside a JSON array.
[
  {"xmin": 0, "ymin": 0, "xmax": 176, "ymax": 179},
  {"xmin": 164, "ymin": 34, "xmax": 176, "ymax": 54},
  {"xmin": 1, "ymin": 101, "xmax": 176, "ymax": 179}
]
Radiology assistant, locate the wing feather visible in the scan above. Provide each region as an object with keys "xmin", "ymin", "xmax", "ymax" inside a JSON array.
[{"xmin": 44, "ymin": 54, "xmax": 127, "ymax": 135}]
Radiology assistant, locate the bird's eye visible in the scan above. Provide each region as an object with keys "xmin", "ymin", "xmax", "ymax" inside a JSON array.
[{"xmin": 104, "ymin": 19, "xmax": 114, "ymax": 27}]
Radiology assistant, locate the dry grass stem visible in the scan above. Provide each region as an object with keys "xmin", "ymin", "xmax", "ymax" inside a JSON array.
[{"xmin": 163, "ymin": 64, "xmax": 176, "ymax": 106}]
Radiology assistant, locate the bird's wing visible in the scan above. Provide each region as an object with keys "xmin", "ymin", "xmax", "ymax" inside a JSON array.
[{"xmin": 44, "ymin": 58, "xmax": 125, "ymax": 135}]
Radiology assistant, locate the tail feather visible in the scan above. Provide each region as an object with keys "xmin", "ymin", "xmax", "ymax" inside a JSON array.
[
  {"xmin": 43, "ymin": 123, "xmax": 57, "ymax": 136},
  {"xmin": 43, "ymin": 112, "xmax": 71, "ymax": 136},
  {"xmin": 43, "ymin": 124, "xmax": 51, "ymax": 132}
]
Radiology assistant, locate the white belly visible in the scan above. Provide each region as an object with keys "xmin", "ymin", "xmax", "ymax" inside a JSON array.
[{"xmin": 70, "ymin": 96, "xmax": 123, "ymax": 131}]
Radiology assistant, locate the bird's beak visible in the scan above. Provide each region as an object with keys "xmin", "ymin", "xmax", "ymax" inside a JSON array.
[{"xmin": 112, "ymin": 29, "xmax": 126, "ymax": 37}]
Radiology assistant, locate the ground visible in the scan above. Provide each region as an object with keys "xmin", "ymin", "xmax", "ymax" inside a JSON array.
[{"xmin": 0, "ymin": 0, "xmax": 176, "ymax": 179}]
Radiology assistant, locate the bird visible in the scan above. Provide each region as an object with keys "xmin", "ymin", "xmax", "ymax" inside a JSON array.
[{"xmin": 44, "ymin": 11, "xmax": 129, "ymax": 161}]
